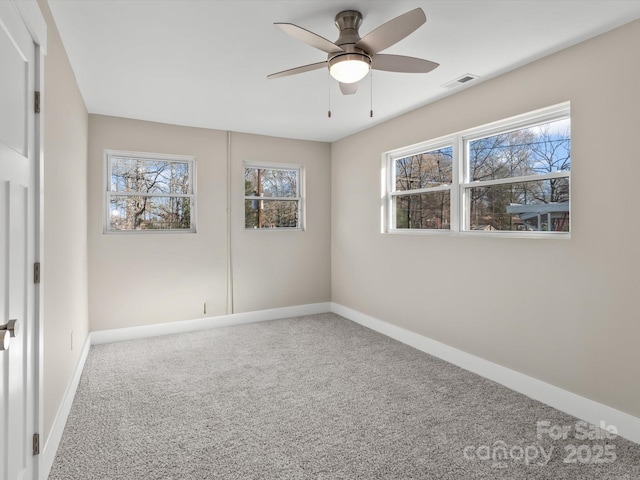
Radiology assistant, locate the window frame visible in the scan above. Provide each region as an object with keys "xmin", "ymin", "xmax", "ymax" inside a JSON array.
[
  {"xmin": 243, "ymin": 161, "xmax": 304, "ymax": 231},
  {"xmin": 383, "ymin": 102, "xmax": 571, "ymax": 238},
  {"xmin": 385, "ymin": 139, "xmax": 457, "ymax": 234},
  {"xmin": 104, "ymin": 149, "xmax": 197, "ymax": 234}
]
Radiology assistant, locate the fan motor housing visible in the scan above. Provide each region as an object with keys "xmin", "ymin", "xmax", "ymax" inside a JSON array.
[
  {"xmin": 330, "ymin": 10, "xmax": 370, "ymax": 64},
  {"xmin": 334, "ymin": 10, "xmax": 363, "ymax": 46}
]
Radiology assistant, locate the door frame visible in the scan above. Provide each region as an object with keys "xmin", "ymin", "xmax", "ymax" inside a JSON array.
[{"xmin": 10, "ymin": 1, "xmax": 46, "ymax": 478}]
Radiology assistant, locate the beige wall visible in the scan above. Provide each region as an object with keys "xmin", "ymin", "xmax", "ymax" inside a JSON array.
[
  {"xmin": 38, "ymin": 0, "xmax": 90, "ymax": 442},
  {"xmin": 230, "ymin": 132, "xmax": 332, "ymax": 313},
  {"xmin": 332, "ymin": 19, "xmax": 640, "ymax": 418},
  {"xmin": 87, "ymin": 117, "xmax": 331, "ymax": 331}
]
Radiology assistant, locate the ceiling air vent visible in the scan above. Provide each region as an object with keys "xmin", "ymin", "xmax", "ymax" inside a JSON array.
[{"xmin": 442, "ymin": 73, "xmax": 479, "ymax": 90}]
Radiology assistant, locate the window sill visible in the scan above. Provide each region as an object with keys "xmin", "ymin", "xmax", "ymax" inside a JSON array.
[
  {"xmin": 385, "ymin": 229, "xmax": 570, "ymax": 239},
  {"xmin": 104, "ymin": 228, "xmax": 197, "ymax": 235},
  {"xmin": 244, "ymin": 227, "xmax": 305, "ymax": 232}
]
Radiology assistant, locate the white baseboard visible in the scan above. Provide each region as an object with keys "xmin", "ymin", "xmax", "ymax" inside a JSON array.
[
  {"xmin": 40, "ymin": 335, "xmax": 91, "ymax": 480},
  {"xmin": 330, "ymin": 302, "xmax": 640, "ymax": 445},
  {"xmin": 90, "ymin": 302, "xmax": 332, "ymax": 345}
]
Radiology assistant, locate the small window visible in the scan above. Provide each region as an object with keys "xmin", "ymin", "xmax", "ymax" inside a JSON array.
[
  {"xmin": 244, "ymin": 163, "xmax": 303, "ymax": 229},
  {"xmin": 390, "ymin": 145, "xmax": 453, "ymax": 230},
  {"xmin": 105, "ymin": 150, "xmax": 195, "ymax": 232}
]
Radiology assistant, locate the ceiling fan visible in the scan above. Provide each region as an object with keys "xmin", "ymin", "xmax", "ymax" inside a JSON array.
[{"xmin": 267, "ymin": 8, "xmax": 439, "ymax": 95}]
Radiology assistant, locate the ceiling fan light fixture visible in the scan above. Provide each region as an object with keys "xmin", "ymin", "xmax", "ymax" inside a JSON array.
[{"xmin": 328, "ymin": 53, "xmax": 371, "ymax": 84}]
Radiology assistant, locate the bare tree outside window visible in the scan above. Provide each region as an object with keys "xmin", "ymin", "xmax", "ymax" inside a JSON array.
[
  {"xmin": 385, "ymin": 104, "xmax": 571, "ymax": 235},
  {"xmin": 244, "ymin": 165, "xmax": 301, "ymax": 229},
  {"xmin": 392, "ymin": 147, "xmax": 453, "ymax": 230},
  {"xmin": 467, "ymin": 118, "xmax": 570, "ymax": 232},
  {"xmin": 107, "ymin": 153, "xmax": 195, "ymax": 232}
]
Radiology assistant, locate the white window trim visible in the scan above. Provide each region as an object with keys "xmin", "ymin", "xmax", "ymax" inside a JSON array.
[
  {"xmin": 243, "ymin": 161, "xmax": 305, "ymax": 231},
  {"xmin": 385, "ymin": 137, "xmax": 455, "ymax": 234},
  {"xmin": 104, "ymin": 149, "xmax": 197, "ymax": 234},
  {"xmin": 383, "ymin": 102, "xmax": 571, "ymax": 238}
]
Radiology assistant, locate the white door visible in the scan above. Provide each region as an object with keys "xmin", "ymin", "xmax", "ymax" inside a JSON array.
[{"xmin": 0, "ymin": 2, "xmax": 38, "ymax": 479}]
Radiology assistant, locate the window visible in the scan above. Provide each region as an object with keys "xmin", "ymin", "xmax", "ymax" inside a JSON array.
[
  {"xmin": 244, "ymin": 163, "xmax": 303, "ymax": 229},
  {"xmin": 105, "ymin": 150, "xmax": 195, "ymax": 232},
  {"xmin": 384, "ymin": 103, "xmax": 570, "ymax": 236},
  {"xmin": 391, "ymin": 145, "xmax": 453, "ymax": 230}
]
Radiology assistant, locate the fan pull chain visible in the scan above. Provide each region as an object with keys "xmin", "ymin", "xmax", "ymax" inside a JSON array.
[
  {"xmin": 370, "ymin": 70, "xmax": 374, "ymax": 118},
  {"xmin": 328, "ymin": 73, "xmax": 332, "ymax": 118}
]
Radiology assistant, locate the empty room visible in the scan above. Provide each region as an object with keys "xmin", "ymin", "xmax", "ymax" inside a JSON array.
[{"xmin": 1, "ymin": 0, "xmax": 640, "ymax": 479}]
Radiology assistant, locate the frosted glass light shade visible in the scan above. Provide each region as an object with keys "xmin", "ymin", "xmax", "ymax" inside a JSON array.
[{"xmin": 329, "ymin": 54, "xmax": 371, "ymax": 84}]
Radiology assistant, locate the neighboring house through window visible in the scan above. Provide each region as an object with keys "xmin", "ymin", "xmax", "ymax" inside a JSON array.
[{"xmin": 384, "ymin": 103, "xmax": 571, "ymax": 236}]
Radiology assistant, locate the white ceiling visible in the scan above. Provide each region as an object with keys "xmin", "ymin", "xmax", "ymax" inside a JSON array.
[{"xmin": 48, "ymin": 0, "xmax": 640, "ymax": 142}]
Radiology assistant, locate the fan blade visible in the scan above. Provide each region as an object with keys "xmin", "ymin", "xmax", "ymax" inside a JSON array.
[
  {"xmin": 275, "ymin": 23, "xmax": 344, "ymax": 54},
  {"xmin": 339, "ymin": 82, "xmax": 359, "ymax": 95},
  {"xmin": 355, "ymin": 8, "xmax": 426, "ymax": 54},
  {"xmin": 372, "ymin": 54, "xmax": 439, "ymax": 73},
  {"xmin": 267, "ymin": 61, "xmax": 327, "ymax": 79}
]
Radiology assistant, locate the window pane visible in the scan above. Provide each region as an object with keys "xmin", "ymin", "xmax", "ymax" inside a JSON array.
[
  {"xmin": 468, "ymin": 118, "xmax": 570, "ymax": 182},
  {"xmin": 110, "ymin": 195, "xmax": 192, "ymax": 230},
  {"xmin": 395, "ymin": 147, "xmax": 453, "ymax": 191},
  {"xmin": 245, "ymin": 200, "xmax": 299, "ymax": 228},
  {"xmin": 111, "ymin": 157, "xmax": 190, "ymax": 194},
  {"xmin": 468, "ymin": 178, "xmax": 569, "ymax": 232},
  {"xmin": 244, "ymin": 168, "xmax": 298, "ymax": 198},
  {"xmin": 394, "ymin": 191, "xmax": 450, "ymax": 229}
]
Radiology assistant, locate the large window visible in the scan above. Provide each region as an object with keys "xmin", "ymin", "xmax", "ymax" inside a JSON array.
[
  {"xmin": 244, "ymin": 163, "xmax": 303, "ymax": 229},
  {"xmin": 105, "ymin": 150, "xmax": 195, "ymax": 232},
  {"xmin": 384, "ymin": 103, "xmax": 570, "ymax": 236}
]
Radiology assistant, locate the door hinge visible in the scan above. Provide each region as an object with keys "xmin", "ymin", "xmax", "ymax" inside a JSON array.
[
  {"xmin": 34, "ymin": 91, "xmax": 40, "ymax": 114},
  {"xmin": 33, "ymin": 433, "xmax": 40, "ymax": 456},
  {"xmin": 34, "ymin": 262, "xmax": 41, "ymax": 284}
]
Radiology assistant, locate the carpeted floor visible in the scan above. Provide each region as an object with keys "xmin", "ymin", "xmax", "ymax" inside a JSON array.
[{"xmin": 49, "ymin": 313, "xmax": 640, "ymax": 479}]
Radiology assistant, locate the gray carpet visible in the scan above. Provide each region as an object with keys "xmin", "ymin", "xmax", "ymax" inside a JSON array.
[{"xmin": 49, "ymin": 313, "xmax": 640, "ymax": 479}]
